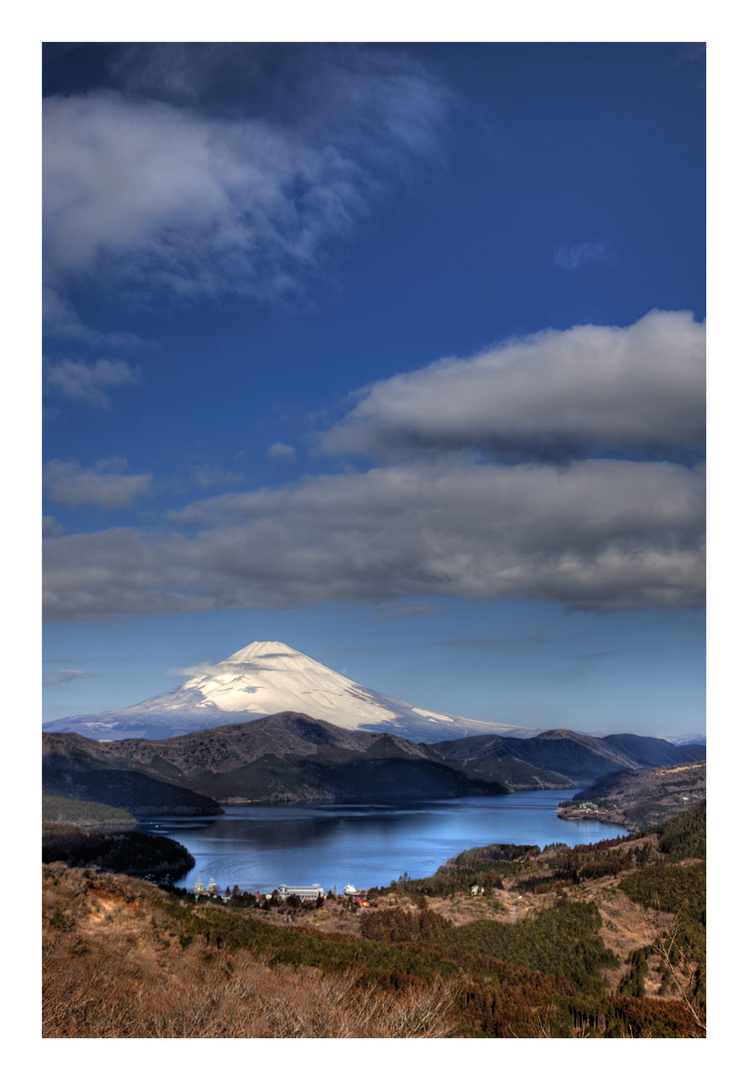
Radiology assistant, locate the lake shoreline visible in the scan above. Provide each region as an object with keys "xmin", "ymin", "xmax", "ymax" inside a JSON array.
[{"xmin": 138, "ymin": 791, "xmax": 629, "ymax": 895}]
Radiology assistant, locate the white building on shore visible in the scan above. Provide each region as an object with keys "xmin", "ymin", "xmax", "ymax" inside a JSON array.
[{"xmin": 277, "ymin": 884, "xmax": 325, "ymax": 901}]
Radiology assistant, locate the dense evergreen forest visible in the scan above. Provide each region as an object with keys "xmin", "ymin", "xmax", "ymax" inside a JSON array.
[
  {"xmin": 42, "ymin": 795, "xmax": 137, "ymax": 827},
  {"xmin": 42, "ymin": 824, "xmax": 195, "ymax": 884}
]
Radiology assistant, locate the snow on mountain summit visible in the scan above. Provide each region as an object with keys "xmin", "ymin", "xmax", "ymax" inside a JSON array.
[
  {"xmin": 179, "ymin": 641, "xmax": 405, "ymax": 725},
  {"xmin": 43, "ymin": 640, "xmax": 537, "ymax": 743}
]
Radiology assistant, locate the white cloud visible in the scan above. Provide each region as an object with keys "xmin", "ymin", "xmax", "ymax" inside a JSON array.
[
  {"xmin": 267, "ymin": 442, "xmax": 296, "ymax": 460},
  {"xmin": 43, "ymin": 458, "xmax": 152, "ymax": 510},
  {"xmin": 43, "ymin": 48, "xmax": 451, "ymax": 301},
  {"xmin": 188, "ymin": 465, "xmax": 246, "ymax": 489},
  {"xmin": 319, "ymin": 311, "xmax": 705, "ymax": 461},
  {"xmin": 43, "ymin": 357, "xmax": 140, "ymax": 408},
  {"xmin": 42, "ymin": 458, "xmax": 705, "ymax": 621}
]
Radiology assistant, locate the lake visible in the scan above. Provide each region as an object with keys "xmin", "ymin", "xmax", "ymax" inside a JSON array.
[{"xmin": 137, "ymin": 791, "xmax": 627, "ymax": 895}]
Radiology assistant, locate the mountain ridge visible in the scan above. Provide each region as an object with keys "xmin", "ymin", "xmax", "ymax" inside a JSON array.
[
  {"xmin": 42, "ymin": 713, "xmax": 513, "ymax": 805},
  {"xmin": 430, "ymin": 728, "xmax": 705, "ymax": 786},
  {"xmin": 43, "ymin": 711, "xmax": 705, "ymax": 809}
]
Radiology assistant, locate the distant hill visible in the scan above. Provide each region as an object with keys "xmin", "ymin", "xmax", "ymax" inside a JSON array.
[
  {"xmin": 558, "ymin": 760, "xmax": 706, "ymax": 830},
  {"xmin": 42, "ymin": 713, "xmax": 512, "ymax": 806},
  {"xmin": 432, "ymin": 729, "xmax": 705, "ymax": 787},
  {"xmin": 43, "ymin": 732, "xmax": 224, "ymax": 816},
  {"xmin": 42, "ymin": 795, "xmax": 137, "ymax": 828},
  {"xmin": 601, "ymin": 733, "xmax": 706, "ymax": 769},
  {"xmin": 43, "ymin": 714, "xmax": 706, "ymax": 809}
]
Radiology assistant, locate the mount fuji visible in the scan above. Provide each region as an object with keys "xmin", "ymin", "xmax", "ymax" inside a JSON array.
[{"xmin": 43, "ymin": 640, "xmax": 537, "ymax": 743}]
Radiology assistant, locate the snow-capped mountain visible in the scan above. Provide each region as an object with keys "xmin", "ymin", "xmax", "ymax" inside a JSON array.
[{"xmin": 43, "ymin": 640, "xmax": 538, "ymax": 743}]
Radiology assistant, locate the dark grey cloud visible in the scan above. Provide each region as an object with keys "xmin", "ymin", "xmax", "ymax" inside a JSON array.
[
  {"xmin": 319, "ymin": 310, "xmax": 705, "ymax": 462},
  {"xmin": 43, "ymin": 45, "xmax": 452, "ymax": 302},
  {"xmin": 43, "ymin": 516, "xmax": 62, "ymax": 538},
  {"xmin": 43, "ymin": 458, "xmax": 705, "ymax": 622}
]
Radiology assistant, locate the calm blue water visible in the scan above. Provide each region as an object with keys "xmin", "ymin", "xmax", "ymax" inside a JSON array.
[{"xmin": 138, "ymin": 791, "xmax": 627, "ymax": 894}]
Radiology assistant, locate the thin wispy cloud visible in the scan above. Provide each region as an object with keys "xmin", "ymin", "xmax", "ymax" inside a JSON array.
[
  {"xmin": 188, "ymin": 465, "xmax": 246, "ymax": 490},
  {"xmin": 439, "ymin": 636, "xmax": 561, "ymax": 648},
  {"xmin": 43, "ymin": 669, "xmax": 97, "ymax": 688},
  {"xmin": 267, "ymin": 442, "xmax": 296, "ymax": 461},
  {"xmin": 42, "ymin": 287, "xmax": 150, "ymax": 348},
  {"xmin": 564, "ymin": 652, "xmax": 614, "ymax": 660},
  {"xmin": 44, "ymin": 457, "xmax": 152, "ymax": 510},
  {"xmin": 43, "ymin": 45, "xmax": 453, "ymax": 306},
  {"xmin": 343, "ymin": 601, "xmax": 443, "ymax": 623},
  {"xmin": 334, "ymin": 634, "xmax": 561, "ymax": 653},
  {"xmin": 554, "ymin": 241, "xmax": 615, "ymax": 271},
  {"xmin": 43, "ymin": 358, "xmax": 140, "ymax": 409}
]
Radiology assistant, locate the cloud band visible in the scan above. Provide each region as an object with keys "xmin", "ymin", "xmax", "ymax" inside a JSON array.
[{"xmin": 43, "ymin": 458, "xmax": 704, "ymax": 621}]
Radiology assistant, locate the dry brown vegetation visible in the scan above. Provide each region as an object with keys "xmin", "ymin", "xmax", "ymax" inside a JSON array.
[
  {"xmin": 42, "ymin": 804, "xmax": 705, "ymax": 1038},
  {"xmin": 283, "ymin": 851, "xmax": 671, "ymax": 980},
  {"xmin": 42, "ymin": 864, "xmax": 456, "ymax": 1038}
]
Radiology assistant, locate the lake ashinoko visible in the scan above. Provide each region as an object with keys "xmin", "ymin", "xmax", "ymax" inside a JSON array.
[{"xmin": 138, "ymin": 791, "xmax": 627, "ymax": 895}]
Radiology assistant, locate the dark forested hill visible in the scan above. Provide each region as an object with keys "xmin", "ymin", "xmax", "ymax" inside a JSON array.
[
  {"xmin": 432, "ymin": 729, "xmax": 705, "ymax": 786},
  {"xmin": 42, "ymin": 714, "xmax": 510, "ymax": 805},
  {"xmin": 602, "ymin": 733, "xmax": 706, "ymax": 769},
  {"xmin": 43, "ymin": 715, "xmax": 705, "ymax": 807},
  {"xmin": 43, "ymin": 733, "xmax": 224, "ymax": 815}
]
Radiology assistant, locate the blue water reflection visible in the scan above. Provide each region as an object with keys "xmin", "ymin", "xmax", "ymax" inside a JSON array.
[{"xmin": 138, "ymin": 791, "xmax": 626, "ymax": 894}]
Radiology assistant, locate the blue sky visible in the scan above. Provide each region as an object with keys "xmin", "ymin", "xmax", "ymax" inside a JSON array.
[{"xmin": 41, "ymin": 40, "xmax": 706, "ymax": 738}]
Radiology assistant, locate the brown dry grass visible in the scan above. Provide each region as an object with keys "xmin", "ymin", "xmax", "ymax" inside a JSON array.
[
  {"xmin": 42, "ymin": 864, "xmax": 457, "ymax": 1039},
  {"xmin": 43, "ymin": 837, "xmax": 701, "ymax": 1038}
]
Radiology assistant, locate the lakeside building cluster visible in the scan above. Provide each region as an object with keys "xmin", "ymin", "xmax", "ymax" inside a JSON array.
[{"xmin": 193, "ymin": 877, "xmax": 366, "ymax": 903}]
